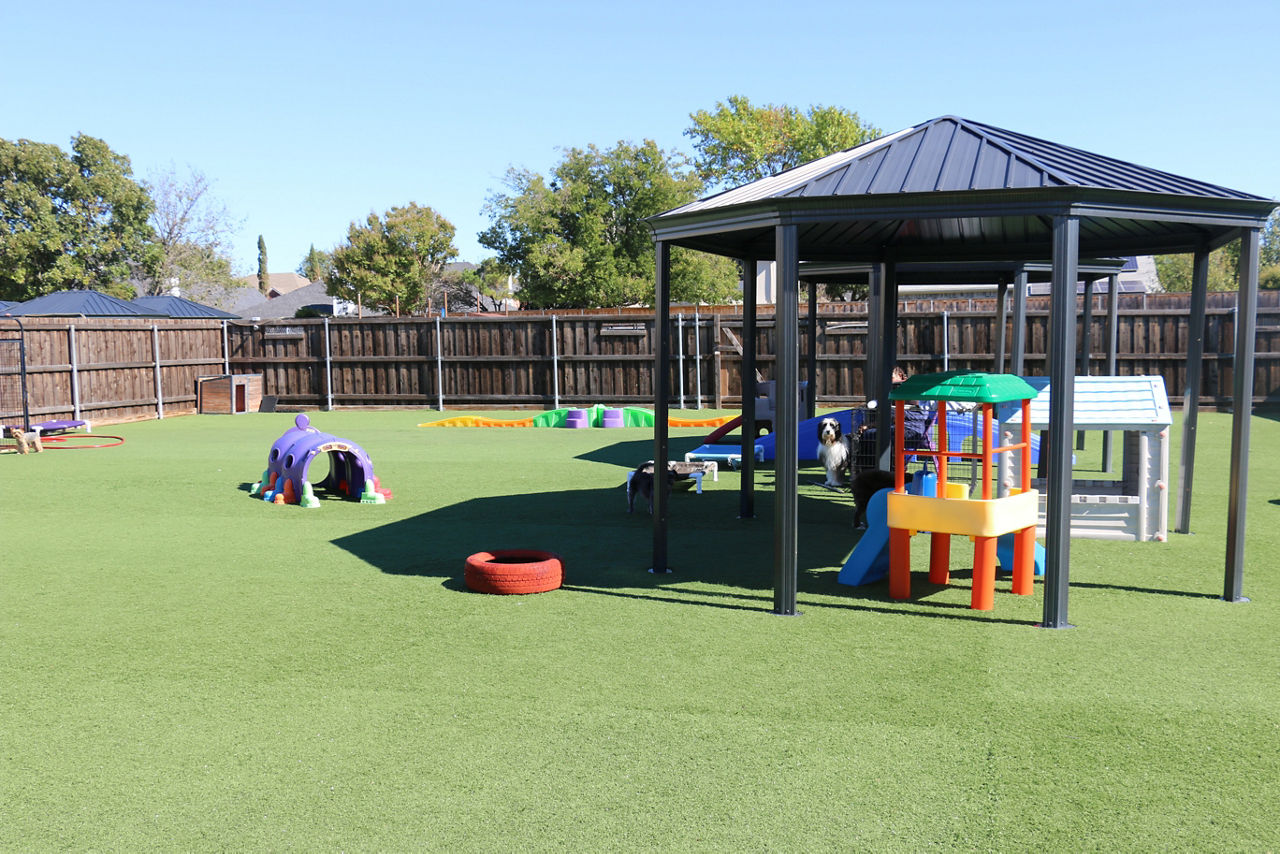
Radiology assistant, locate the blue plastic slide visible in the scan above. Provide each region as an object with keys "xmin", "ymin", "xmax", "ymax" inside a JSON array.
[
  {"xmin": 995, "ymin": 531, "xmax": 1046, "ymax": 577},
  {"xmin": 836, "ymin": 487, "xmax": 893, "ymax": 587}
]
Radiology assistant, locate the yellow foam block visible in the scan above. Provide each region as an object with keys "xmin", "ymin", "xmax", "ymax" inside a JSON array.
[
  {"xmin": 887, "ymin": 489, "xmax": 1039, "ymax": 538},
  {"xmin": 668, "ymin": 415, "xmax": 737, "ymax": 428},
  {"xmin": 419, "ymin": 416, "xmax": 536, "ymax": 428}
]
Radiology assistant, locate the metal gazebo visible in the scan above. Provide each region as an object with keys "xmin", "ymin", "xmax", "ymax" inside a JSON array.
[{"xmin": 647, "ymin": 115, "xmax": 1277, "ymax": 627}]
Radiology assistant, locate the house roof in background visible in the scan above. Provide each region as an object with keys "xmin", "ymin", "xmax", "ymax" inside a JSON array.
[
  {"xmin": 132, "ymin": 295, "xmax": 239, "ymax": 318},
  {"xmin": 236, "ymin": 272, "xmax": 311, "ymax": 297},
  {"xmin": 238, "ymin": 281, "xmax": 340, "ymax": 319},
  {"xmin": 2, "ymin": 290, "xmax": 166, "ymax": 317}
]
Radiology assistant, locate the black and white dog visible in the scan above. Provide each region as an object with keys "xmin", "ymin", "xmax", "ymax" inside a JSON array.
[{"xmin": 816, "ymin": 416, "xmax": 854, "ymax": 488}]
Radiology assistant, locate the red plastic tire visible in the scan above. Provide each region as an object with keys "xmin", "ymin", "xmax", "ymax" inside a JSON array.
[{"xmin": 464, "ymin": 549, "xmax": 563, "ymax": 595}]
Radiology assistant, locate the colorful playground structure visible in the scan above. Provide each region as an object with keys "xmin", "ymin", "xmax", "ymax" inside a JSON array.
[
  {"xmin": 874, "ymin": 372, "xmax": 1043, "ymax": 611},
  {"xmin": 251, "ymin": 414, "xmax": 392, "ymax": 507}
]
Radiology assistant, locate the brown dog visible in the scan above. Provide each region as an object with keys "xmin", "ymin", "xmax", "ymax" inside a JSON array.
[{"xmin": 851, "ymin": 469, "xmax": 910, "ymax": 528}]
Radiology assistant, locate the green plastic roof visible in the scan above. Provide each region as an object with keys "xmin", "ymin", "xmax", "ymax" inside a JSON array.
[{"xmin": 889, "ymin": 371, "xmax": 1039, "ymax": 404}]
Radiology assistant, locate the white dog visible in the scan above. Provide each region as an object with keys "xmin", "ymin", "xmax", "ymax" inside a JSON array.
[{"xmin": 816, "ymin": 417, "xmax": 854, "ymax": 488}]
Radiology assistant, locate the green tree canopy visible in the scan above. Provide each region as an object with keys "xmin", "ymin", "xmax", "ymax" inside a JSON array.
[
  {"xmin": 256, "ymin": 235, "xmax": 269, "ymax": 295},
  {"xmin": 0, "ymin": 134, "xmax": 157, "ymax": 301},
  {"xmin": 479, "ymin": 140, "xmax": 739, "ymax": 309},
  {"xmin": 325, "ymin": 203, "xmax": 459, "ymax": 315},
  {"xmin": 1155, "ymin": 211, "xmax": 1280, "ymax": 292},
  {"xmin": 685, "ymin": 95, "xmax": 880, "ymax": 189},
  {"xmin": 298, "ymin": 244, "xmax": 332, "ymax": 282}
]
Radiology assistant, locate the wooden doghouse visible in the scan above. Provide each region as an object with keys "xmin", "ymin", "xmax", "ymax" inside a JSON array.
[
  {"xmin": 198, "ymin": 374, "xmax": 264, "ymax": 415},
  {"xmin": 1001, "ymin": 376, "xmax": 1171, "ymax": 542}
]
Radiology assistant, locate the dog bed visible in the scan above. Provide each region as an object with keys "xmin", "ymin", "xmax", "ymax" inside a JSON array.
[{"xmin": 464, "ymin": 549, "xmax": 564, "ymax": 595}]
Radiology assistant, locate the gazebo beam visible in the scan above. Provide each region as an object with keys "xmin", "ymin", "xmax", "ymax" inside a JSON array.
[
  {"xmin": 1011, "ymin": 269, "xmax": 1029, "ymax": 377},
  {"xmin": 1043, "ymin": 215, "xmax": 1080, "ymax": 629},
  {"xmin": 806, "ymin": 280, "xmax": 818, "ymax": 420},
  {"xmin": 651, "ymin": 241, "xmax": 671, "ymax": 574},
  {"xmin": 1102, "ymin": 273, "xmax": 1120, "ymax": 472},
  {"xmin": 773, "ymin": 225, "xmax": 800, "ymax": 616},
  {"xmin": 1225, "ymin": 228, "xmax": 1261, "ymax": 602},
  {"xmin": 1176, "ymin": 249, "xmax": 1210, "ymax": 533},
  {"xmin": 740, "ymin": 256, "xmax": 758, "ymax": 520}
]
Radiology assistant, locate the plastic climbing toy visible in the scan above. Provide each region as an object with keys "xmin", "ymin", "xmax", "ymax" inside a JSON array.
[
  {"xmin": 884, "ymin": 371, "xmax": 1042, "ymax": 611},
  {"xmin": 250, "ymin": 414, "xmax": 392, "ymax": 508}
]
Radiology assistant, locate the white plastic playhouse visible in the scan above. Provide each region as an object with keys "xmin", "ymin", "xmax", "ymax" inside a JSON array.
[{"xmin": 999, "ymin": 375, "xmax": 1172, "ymax": 542}]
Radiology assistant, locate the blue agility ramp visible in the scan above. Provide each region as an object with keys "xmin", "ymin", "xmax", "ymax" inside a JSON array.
[{"xmin": 753, "ymin": 408, "xmax": 862, "ymax": 463}]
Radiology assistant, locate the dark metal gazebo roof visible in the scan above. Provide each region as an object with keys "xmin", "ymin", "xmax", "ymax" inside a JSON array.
[
  {"xmin": 655, "ymin": 115, "xmax": 1274, "ymax": 262},
  {"xmin": 647, "ymin": 115, "xmax": 1278, "ymax": 628}
]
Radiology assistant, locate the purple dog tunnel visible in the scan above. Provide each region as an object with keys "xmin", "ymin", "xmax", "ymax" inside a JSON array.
[{"xmin": 252, "ymin": 414, "xmax": 391, "ymax": 506}]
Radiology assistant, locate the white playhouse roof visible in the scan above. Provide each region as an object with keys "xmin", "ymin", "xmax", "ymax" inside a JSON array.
[{"xmin": 1001, "ymin": 375, "xmax": 1172, "ymax": 432}]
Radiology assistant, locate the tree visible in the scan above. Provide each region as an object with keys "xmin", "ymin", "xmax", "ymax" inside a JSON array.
[
  {"xmin": 1156, "ymin": 210, "xmax": 1280, "ymax": 292},
  {"xmin": 298, "ymin": 244, "xmax": 332, "ymax": 282},
  {"xmin": 0, "ymin": 134, "xmax": 157, "ymax": 301},
  {"xmin": 142, "ymin": 164, "xmax": 240, "ymax": 300},
  {"xmin": 256, "ymin": 235, "xmax": 269, "ymax": 295},
  {"xmin": 461, "ymin": 257, "xmax": 515, "ymax": 311},
  {"xmin": 685, "ymin": 95, "xmax": 881, "ymax": 190},
  {"xmin": 1261, "ymin": 210, "xmax": 1280, "ymax": 269},
  {"xmin": 479, "ymin": 140, "xmax": 739, "ymax": 309},
  {"xmin": 324, "ymin": 203, "xmax": 458, "ymax": 316}
]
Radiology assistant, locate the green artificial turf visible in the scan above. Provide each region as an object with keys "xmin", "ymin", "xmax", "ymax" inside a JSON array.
[{"xmin": 2, "ymin": 408, "xmax": 1278, "ymax": 850}]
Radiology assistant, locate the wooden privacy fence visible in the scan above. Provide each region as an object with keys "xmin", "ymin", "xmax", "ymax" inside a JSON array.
[{"xmin": 2, "ymin": 291, "xmax": 1278, "ymax": 425}]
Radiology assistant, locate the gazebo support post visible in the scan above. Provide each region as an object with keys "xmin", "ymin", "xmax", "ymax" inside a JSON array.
[
  {"xmin": 651, "ymin": 241, "xmax": 672, "ymax": 574},
  {"xmin": 995, "ymin": 276, "xmax": 1010, "ymax": 373},
  {"xmin": 1011, "ymin": 269, "xmax": 1029, "ymax": 377},
  {"xmin": 1077, "ymin": 277, "xmax": 1095, "ymax": 450},
  {"xmin": 1043, "ymin": 215, "xmax": 1079, "ymax": 629},
  {"xmin": 773, "ymin": 225, "xmax": 800, "ymax": 616},
  {"xmin": 740, "ymin": 256, "xmax": 758, "ymax": 520},
  {"xmin": 1225, "ymin": 228, "xmax": 1260, "ymax": 602},
  {"xmin": 869, "ymin": 262, "xmax": 897, "ymax": 464},
  {"xmin": 806, "ymin": 279, "xmax": 817, "ymax": 420},
  {"xmin": 1176, "ymin": 249, "xmax": 1210, "ymax": 534},
  {"xmin": 1102, "ymin": 273, "xmax": 1120, "ymax": 472},
  {"xmin": 866, "ymin": 264, "xmax": 884, "ymax": 427}
]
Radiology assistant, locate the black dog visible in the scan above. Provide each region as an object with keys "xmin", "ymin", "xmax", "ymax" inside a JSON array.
[
  {"xmin": 851, "ymin": 469, "xmax": 911, "ymax": 529},
  {"xmin": 627, "ymin": 462, "xmax": 678, "ymax": 514}
]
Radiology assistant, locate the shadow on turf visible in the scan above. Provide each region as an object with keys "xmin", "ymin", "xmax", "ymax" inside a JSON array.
[{"xmin": 330, "ymin": 479, "xmax": 1045, "ymax": 624}]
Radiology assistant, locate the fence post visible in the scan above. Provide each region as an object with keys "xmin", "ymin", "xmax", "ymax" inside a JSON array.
[
  {"xmin": 436, "ymin": 315, "xmax": 445, "ymax": 411},
  {"xmin": 152, "ymin": 324, "xmax": 164, "ymax": 419},
  {"xmin": 694, "ymin": 307, "xmax": 702, "ymax": 410},
  {"xmin": 551, "ymin": 315, "xmax": 559, "ymax": 409},
  {"xmin": 942, "ymin": 310, "xmax": 950, "ymax": 371},
  {"xmin": 713, "ymin": 313, "xmax": 722, "ymax": 409},
  {"xmin": 677, "ymin": 313, "xmax": 685, "ymax": 409},
  {"xmin": 221, "ymin": 320, "xmax": 230, "ymax": 374},
  {"xmin": 68, "ymin": 325, "xmax": 81, "ymax": 422},
  {"xmin": 323, "ymin": 317, "xmax": 333, "ymax": 411}
]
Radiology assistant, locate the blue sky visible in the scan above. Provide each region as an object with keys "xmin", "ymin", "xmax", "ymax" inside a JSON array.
[{"xmin": 5, "ymin": 0, "xmax": 1278, "ymax": 277}]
